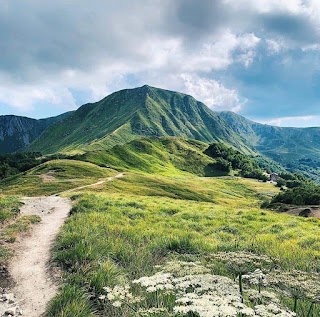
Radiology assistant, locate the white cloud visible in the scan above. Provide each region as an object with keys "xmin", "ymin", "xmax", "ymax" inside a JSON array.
[
  {"xmin": 0, "ymin": 82, "xmax": 77, "ymax": 113},
  {"xmin": 180, "ymin": 74, "xmax": 245, "ymax": 112},
  {"xmin": 266, "ymin": 39, "xmax": 285, "ymax": 54},
  {"xmin": 182, "ymin": 32, "xmax": 260, "ymax": 72},
  {"xmin": 257, "ymin": 115, "xmax": 320, "ymax": 127}
]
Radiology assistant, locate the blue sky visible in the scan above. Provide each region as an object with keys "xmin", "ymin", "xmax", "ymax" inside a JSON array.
[{"xmin": 0, "ymin": 0, "xmax": 320, "ymax": 127}]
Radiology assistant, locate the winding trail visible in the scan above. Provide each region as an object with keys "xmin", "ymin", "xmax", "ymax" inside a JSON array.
[
  {"xmin": 58, "ymin": 172, "xmax": 124, "ymax": 195},
  {"xmin": 9, "ymin": 196, "xmax": 71, "ymax": 317},
  {"xmin": 8, "ymin": 173, "xmax": 124, "ymax": 317}
]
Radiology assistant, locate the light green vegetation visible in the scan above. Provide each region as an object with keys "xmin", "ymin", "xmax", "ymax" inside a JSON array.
[
  {"xmin": 46, "ymin": 170, "xmax": 320, "ymax": 316},
  {"xmin": 0, "ymin": 196, "xmax": 40, "ymax": 266},
  {"xmin": 1, "ymin": 215, "xmax": 41, "ymax": 243},
  {"xmin": 0, "ymin": 195, "xmax": 21, "ymax": 224},
  {"xmin": 0, "ymin": 159, "xmax": 118, "ymax": 196},
  {"xmin": 0, "ymin": 195, "xmax": 22, "ymax": 264},
  {"xmin": 79, "ymin": 137, "xmax": 226, "ymax": 177}
]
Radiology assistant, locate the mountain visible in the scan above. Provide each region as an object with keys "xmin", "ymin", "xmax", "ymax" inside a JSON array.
[
  {"xmin": 0, "ymin": 112, "xmax": 73, "ymax": 154},
  {"xmin": 15, "ymin": 85, "xmax": 320, "ymax": 181},
  {"xmin": 28, "ymin": 85, "xmax": 253, "ymax": 154}
]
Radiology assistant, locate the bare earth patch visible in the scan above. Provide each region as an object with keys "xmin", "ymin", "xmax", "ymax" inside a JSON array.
[
  {"xmin": 38, "ymin": 171, "xmax": 57, "ymax": 183},
  {"xmin": 281, "ymin": 206, "xmax": 320, "ymax": 219}
]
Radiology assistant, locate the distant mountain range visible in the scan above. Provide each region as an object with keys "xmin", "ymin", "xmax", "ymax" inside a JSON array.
[
  {"xmin": 0, "ymin": 112, "xmax": 73, "ymax": 153},
  {"xmin": 1, "ymin": 85, "xmax": 320, "ymax": 180}
]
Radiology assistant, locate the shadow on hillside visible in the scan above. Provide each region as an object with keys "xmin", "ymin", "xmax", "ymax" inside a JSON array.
[{"xmin": 204, "ymin": 163, "xmax": 229, "ymax": 177}]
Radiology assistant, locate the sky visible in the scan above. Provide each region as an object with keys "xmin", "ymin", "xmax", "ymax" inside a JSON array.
[{"xmin": 0, "ymin": 0, "xmax": 320, "ymax": 127}]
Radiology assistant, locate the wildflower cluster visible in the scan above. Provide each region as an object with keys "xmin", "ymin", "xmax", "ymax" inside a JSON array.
[
  {"xmin": 208, "ymin": 251, "xmax": 276, "ymax": 275},
  {"xmin": 133, "ymin": 272, "xmax": 174, "ymax": 293},
  {"xmin": 254, "ymin": 303, "xmax": 296, "ymax": 317},
  {"xmin": 266, "ymin": 269, "xmax": 320, "ymax": 303},
  {"xmin": 100, "ymin": 284, "xmax": 139, "ymax": 308},
  {"xmin": 243, "ymin": 269, "xmax": 267, "ymax": 293},
  {"xmin": 100, "ymin": 260, "xmax": 296, "ymax": 317}
]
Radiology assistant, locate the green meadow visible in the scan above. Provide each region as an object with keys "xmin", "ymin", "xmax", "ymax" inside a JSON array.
[{"xmin": 44, "ymin": 171, "xmax": 320, "ymax": 316}]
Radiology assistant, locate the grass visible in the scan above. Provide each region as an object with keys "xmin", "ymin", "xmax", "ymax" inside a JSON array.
[
  {"xmin": 0, "ymin": 195, "xmax": 22, "ymax": 264},
  {"xmin": 0, "ymin": 159, "xmax": 118, "ymax": 196},
  {"xmin": 1, "ymin": 215, "xmax": 41, "ymax": 243},
  {"xmin": 46, "ymin": 171, "xmax": 320, "ymax": 316},
  {"xmin": 2, "ymin": 139, "xmax": 318, "ymax": 316},
  {"xmin": 0, "ymin": 196, "xmax": 41, "ymax": 265},
  {"xmin": 0, "ymin": 195, "xmax": 22, "ymax": 224}
]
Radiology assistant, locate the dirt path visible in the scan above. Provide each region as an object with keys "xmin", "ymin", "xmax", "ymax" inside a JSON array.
[
  {"xmin": 9, "ymin": 196, "xmax": 71, "ymax": 317},
  {"xmin": 6, "ymin": 172, "xmax": 124, "ymax": 317},
  {"xmin": 55, "ymin": 172, "xmax": 124, "ymax": 195}
]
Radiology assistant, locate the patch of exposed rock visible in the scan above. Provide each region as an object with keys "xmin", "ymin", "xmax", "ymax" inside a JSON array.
[{"xmin": 0, "ymin": 289, "xmax": 22, "ymax": 316}]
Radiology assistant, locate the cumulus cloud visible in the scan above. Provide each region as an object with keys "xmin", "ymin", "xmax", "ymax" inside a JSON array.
[{"xmin": 180, "ymin": 74, "xmax": 245, "ymax": 112}]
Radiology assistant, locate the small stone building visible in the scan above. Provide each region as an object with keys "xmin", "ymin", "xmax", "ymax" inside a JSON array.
[{"xmin": 270, "ymin": 172, "xmax": 279, "ymax": 182}]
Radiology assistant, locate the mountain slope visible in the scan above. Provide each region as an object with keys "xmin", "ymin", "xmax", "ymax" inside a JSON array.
[
  {"xmin": 219, "ymin": 111, "xmax": 320, "ymax": 180},
  {"xmin": 0, "ymin": 112, "xmax": 73, "ymax": 154},
  {"xmin": 78, "ymin": 137, "xmax": 220, "ymax": 177},
  {"xmin": 28, "ymin": 85, "xmax": 253, "ymax": 154}
]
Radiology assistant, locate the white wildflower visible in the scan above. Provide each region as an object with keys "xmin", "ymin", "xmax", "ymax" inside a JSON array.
[
  {"xmin": 243, "ymin": 269, "xmax": 267, "ymax": 286},
  {"xmin": 112, "ymin": 300, "xmax": 122, "ymax": 308},
  {"xmin": 254, "ymin": 303, "xmax": 296, "ymax": 317}
]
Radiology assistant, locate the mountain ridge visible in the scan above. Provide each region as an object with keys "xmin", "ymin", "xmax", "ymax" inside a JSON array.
[{"xmin": 2, "ymin": 85, "xmax": 320, "ymax": 181}]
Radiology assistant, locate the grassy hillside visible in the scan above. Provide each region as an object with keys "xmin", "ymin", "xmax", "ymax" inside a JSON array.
[
  {"xmin": 45, "ymin": 171, "xmax": 320, "ymax": 317},
  {"xmin": 78, "ymin": 137, "xmax": 226, "ymax": 177},
  {"xmin": 0, "ymin": 137, "xmax": 271, "ymax": 196},
  {"xmin": 26, "ymin": 85, "xmax": 320, "ymax": 181},
  {"xmin": 0, "ymin": 159, "xmax": 118, "ymax": 196}
]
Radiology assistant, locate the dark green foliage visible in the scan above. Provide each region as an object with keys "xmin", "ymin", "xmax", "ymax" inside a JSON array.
[
  {"xmin": 205, "ymin": 142, "xmax": 268, "ymax": 181},
  {"xmin": 276, "ymin": 173, "xmax": 308, "ymax": 188},
  {"xmin": 272, "ymin": 184, "xmax": 320, "ymax": 205},
  {"xmin": 213, "ymin": 157, "xmax": 232, "ymax": 172},
  {"xmin": 276, "ymin": 178, "xmax": 287, "ymax": 188},
  {"xmin": 0, "ymin": 152, "xmax": 43, "ymax": 179}
]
